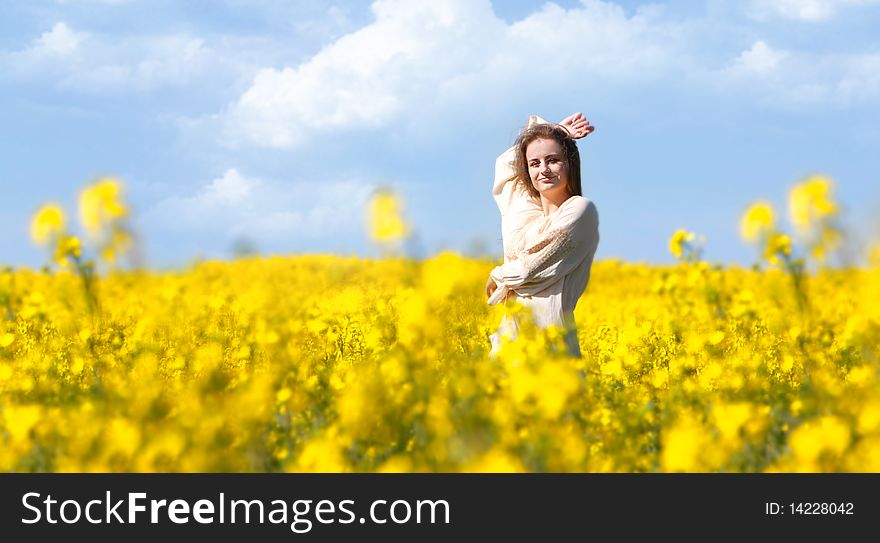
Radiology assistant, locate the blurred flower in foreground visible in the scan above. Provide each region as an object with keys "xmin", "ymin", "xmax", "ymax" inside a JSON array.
[
  {"xmin": 740, "ymin": 200, "xmax": 793, "ymax": 268},
  {"xmin": 668, "ymin": 229, "xmax": 703, "ymax": 263},
  {"xmin": 53, "ymin": 234, "xmax": 83, "ymax": 267},
  {"xmin": 662, "ymin": 413, "xmax": 712, "ymax": 472},
  {"xmin": 30, "ymin": 203, "xmax": 66, "ymax": 245},
  {"xmin": 79, "ymin": 178, "xmax": 127, "ymax": 235},
  {"xmin": 367, "ymin": 188, "xmax": 410, "ymax": 246},
  {"xmin": 29, "ymin": 175, "xmax": 135, "ymax": 306},
  {"xmin": 789, "ymin": 176, "xmax": 837, "ymax": 234},
  {"xmin": 740, "ymin": 200, "xmax": 775, "ymax": 243},
  {"xmin": 668, "ymin": 229, "xmax": 693, "ymax": 259},
  {"xmin": 31, "ymin": 204, "xmax": 81, "ymax": 267},
  {"xmin": 787, "ymin": 176, "xmax": 842, "ymax": 264},
  {"xmin": 79, "ymin": 177, "xmax": 133, "ymax": 266},
  {"xmin": 763, "ymin": 232, "xmax": 792, "ymax": 266}
]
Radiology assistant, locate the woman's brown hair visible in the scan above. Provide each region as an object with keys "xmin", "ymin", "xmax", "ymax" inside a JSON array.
[{"xmin": 510, "ymin": 123, "xmax": 582, "ymax": 200}]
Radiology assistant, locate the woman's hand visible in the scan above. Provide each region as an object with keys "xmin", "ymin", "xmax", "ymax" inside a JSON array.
[
  {"xmin": 559, "ymin": 112, "xmax": 594, "ymax": 139},
  {"xmin": 486, "ymin": 276, "xmax": 498, "ymax": 298},
  {"xmin": 487, "ymin": 277, "xmax": 517, "ymax": 301}
]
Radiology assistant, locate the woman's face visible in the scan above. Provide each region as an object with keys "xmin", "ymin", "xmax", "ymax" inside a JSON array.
[{"xmin": 526, "ymin": 138, "xmax": 570, "ymax": 200}]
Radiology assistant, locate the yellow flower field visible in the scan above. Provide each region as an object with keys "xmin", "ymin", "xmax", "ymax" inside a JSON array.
[
  {"xmin": 1, "ymin": 254, "xmax": 877, "ymax": 472},
  {"xmin": 1, "ymin": 176, "xmax": 878, "ymax": 473}
]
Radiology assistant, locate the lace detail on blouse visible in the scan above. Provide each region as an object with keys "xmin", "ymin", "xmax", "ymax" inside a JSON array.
[{"xmin": 511, "ymin": 226, "xmax": 575, "ymax": 280}]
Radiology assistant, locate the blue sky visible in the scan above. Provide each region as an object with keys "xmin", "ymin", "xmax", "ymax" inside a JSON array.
[{"xmin": 2, "ymin": 0, "xmax": 879, "ymax": 269}]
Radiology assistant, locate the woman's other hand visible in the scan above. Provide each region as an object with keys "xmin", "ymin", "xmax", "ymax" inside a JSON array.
[
  {"xmin": 486, "ymin": 276, "xmax": 498, "ymax": 298},
  {"xmin": 487, "ymin": 277, "xmax": 518, "ymax": 301},
  {"xmin": 559, "ymin": 112, "xmax": 594, "ymax": 139}
]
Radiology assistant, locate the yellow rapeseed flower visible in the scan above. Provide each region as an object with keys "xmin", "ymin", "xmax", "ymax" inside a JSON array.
[
  {"xmin": 79, "ymin": 178, "xmax": 128, "ymax": 235},
  {"xmin": 534, "ymin": 363, "xmax": 579, "ymax": 419},
  {"xmin": 367, "ymin": 189, "xmax": 409, "ymax": 244},
  {"xmin": 668, "ymin": 229, "xmax": 694, "ymax": 259},
  {"xmin": 30, "ymin": 203, "xmax": 66, "ymax": 244},
  {"xmin": 53, "ymin": 235, "xmax": 82, "ymax": 266},
  {"xmin": 857, "ymin": 400, "xmax": 880, "ymax": 434},
  {"xmin": 788, "ymin": 176, "xmax": 837, "ymax": 234},
  {"xmin": 106, "ymin": 418, "xmax": 141, "ymax": 457},
  {"xmin": 662, "ymin": 413, "xmax": 709, "ymax": 472},
  {"xmin": 810, "ymin": 227, "xmax": 841, "ymax": 263},
  {"xmin": 291, "ymin": 432, "xmax": 349, "ymax": 472},
  {"xmin": 712, "ymin": 402, "xmax": 752, "ymax": 444},
  {"xmin": 789, "ymin": 416, "xmax": 851, "ymax": 464},
  {"xmin": 462, "ymin": 449, "xmax": 526, "ymax": 473},
  {"xmin": 101, "ymin": 228, "xmax": 133, "ymax": 264},
  {"xmin": 3, "ymin": 405, "xmax": 43, "ymax": 443},
  {"xmin": 740, "ymin": 201, "xmax": 775, "ymax": 242},
  {"xmin": 763, "ymin": 233, "xmax": 791, "ymax": 265}
]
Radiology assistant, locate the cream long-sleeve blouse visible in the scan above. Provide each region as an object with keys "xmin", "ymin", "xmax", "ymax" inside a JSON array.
[{"xmin": 487, "ymin": 115, "xmax": 600, "ymax": 356}]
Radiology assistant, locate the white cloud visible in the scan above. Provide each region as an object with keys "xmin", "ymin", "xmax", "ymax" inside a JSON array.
[
  {"xmin": 67, "ymin": 36, "xmax": 220, "ymax": 91},
  {"xmin": 718, "ymin": 40, "xmax": 880, "ymax": 106},
  {"xmin": 143, "ymin": 168, "xmax": 375, "ymax": 242},
  {"xmin": 28, "ymin": 22, "xmax": 87, "ymax": 58},
  {"xmin": 223, "ymin": 0, "xmax": 500, "ymax": 147},
  {"xmin": 2, "ymin": 22, "xmax": 91, "ymax": 80},
  {"xmin": 200, "ymin": 168, "xmax": 260, "ymax": 205},
  {"xmin": 221, "ymin": 0, "xmax": 684, "ymax": 148},
  {"xmin": 835, "ymin": 52, "xmax": 880, "ymax": 102},
  {"xmin": 7, "ymin": 0, "xmax": 879, "ymax": 142},
  {"xmin": 3, "ymin": 22, "xmax": 260, "ymax": 94},
  {"xmin": 726, "ymin": 40, "xmax": 788, "ymax": 77},
  {"xmin": 747, "ymin": 0, "xmax": 880, "ymax": 22}
]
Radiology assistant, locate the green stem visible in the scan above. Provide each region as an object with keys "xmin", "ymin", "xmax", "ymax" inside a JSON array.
[{"xmin": 73, "ymin": 256, "xmax": 100, "ymax": 318}]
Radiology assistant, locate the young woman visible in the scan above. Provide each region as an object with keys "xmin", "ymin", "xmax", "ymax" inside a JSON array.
[{"xmin": 486, "ymin": 113, "xmax": 599, "ymax": 357}]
